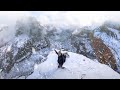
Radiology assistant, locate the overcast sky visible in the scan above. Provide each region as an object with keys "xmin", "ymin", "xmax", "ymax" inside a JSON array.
[
  {"xmin": 0, "ymin": 11, "xmax": 120, "ymax": 27},
  {"xmin": 31, "ymin": 11, "xmax": 120, "ymax": 26},
  {"xmin": 0, "ymin": 11, "xmax": 120, "ymax": 45}
]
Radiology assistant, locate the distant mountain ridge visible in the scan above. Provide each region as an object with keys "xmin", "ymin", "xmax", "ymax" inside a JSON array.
[{"xmin": 0, "ymin": 17, "xmax": 120, "ymax": 78}]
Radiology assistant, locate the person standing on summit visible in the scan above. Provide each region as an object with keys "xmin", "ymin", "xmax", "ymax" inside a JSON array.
[{"xmin": 54, "ymin": 49, "xmax": 69, "ymax": 69}]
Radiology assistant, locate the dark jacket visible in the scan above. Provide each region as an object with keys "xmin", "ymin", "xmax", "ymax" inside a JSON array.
[{"xmin": 55, "ymin": 50, "xmax": 66, "ymax": 68}]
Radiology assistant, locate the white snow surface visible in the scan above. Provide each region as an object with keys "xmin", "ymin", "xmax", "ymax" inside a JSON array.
[
  {"xmin": 27, "ymin": 50, "xmax": 120, "ymax": 79},
  {"xmin": 13, "ymin": 35, "xmax": 29, "ymax": 48}
]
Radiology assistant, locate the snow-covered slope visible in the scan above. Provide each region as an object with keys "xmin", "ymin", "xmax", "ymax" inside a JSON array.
[
  {"xmin": 1, "ymin": 17, "xmax": 120, "ymax": 79},
  {"xmin": 27, "ymin": 50, "xmax": 120, "ymax": 79},
  {"xmin": 94, "ymin": 25, "xmax": 120, "ymax": 71}
]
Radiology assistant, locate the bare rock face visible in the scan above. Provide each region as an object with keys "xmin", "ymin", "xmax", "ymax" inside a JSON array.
[
  {"xmin": 62, "ymin": 25, "xmax": 119, "ymax": 72},
  {"xmin": 71, "ymin": 29, "xmax": 96, "ymax": 59},
  {"xmin": 91, "ymin": 37, "xmax": 117, "ymax": 71},
  {"xmin": 0, "ymin": 36, "xmax": 33, "ymax": 73},
  {"xmin": 0, "ymin": 33, "xmax": 50, "ymax": 78}
]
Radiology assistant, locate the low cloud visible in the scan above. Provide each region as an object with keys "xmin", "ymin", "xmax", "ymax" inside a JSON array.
[
  {"xmin": 1, "ymin": 11, "xmax": 120, "ymax": 46},
  {"xmin": 0, "ymin": 11, "xmax": 31, "ymax": 45},
  {"xmin": 34, "ymin": 11, "xmax": 120, "ymax": 27}
]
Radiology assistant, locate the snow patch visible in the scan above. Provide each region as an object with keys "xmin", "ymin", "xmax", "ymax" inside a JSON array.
[{"xmin": 27, "ymin": 51, "xmax": 120, "ymax": 79}]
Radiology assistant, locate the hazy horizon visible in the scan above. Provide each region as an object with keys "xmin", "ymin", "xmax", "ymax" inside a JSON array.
[
  {"xmin": 1, "ymin": 11, "xmax": 120, "ymax": 27},
  {"xmin": 1, "ymin": 11, "xmax": 120, "ymax": 45}
]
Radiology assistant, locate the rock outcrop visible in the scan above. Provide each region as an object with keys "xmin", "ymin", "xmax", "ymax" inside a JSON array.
[{"xmin": 91, "ymin": 37, "xmax": 117, "ymax": 71}]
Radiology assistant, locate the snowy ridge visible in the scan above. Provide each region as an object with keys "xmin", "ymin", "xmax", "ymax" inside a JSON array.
[
  {"xmin": 1, "ymin": 12, "xmax": 120, "ymax": 79},
  {"xmin": 94, "ymin": 26, "xmax": 120, "ymax": 71},
  {"xmin": 27, "ymin": 50, "xmax": 120, "ymax": 79}
]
